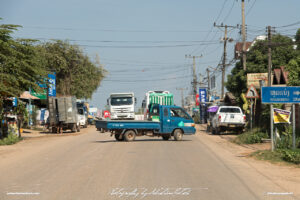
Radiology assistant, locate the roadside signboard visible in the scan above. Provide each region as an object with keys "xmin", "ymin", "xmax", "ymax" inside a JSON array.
[
  {"xmin": 247, "ymin": 73, "xmax": 268, "ymax": 88},
  {"xmin": 199, "ymin": 88, "xmax": 207, "ymax": 103},
  {"xmin": 273, "ymin": 108, "xmax": 291, "ymax": 124},
  {"xmin": 245, "ymin": 85, "xmax": 259, "ymax": 99},
  {"xmin": 261, "ymin": 86, "xmax": 300, "ymax": 103},
  {"xmin": 48, "ymin": 73, "xmax": 56, "ymax": 97}
]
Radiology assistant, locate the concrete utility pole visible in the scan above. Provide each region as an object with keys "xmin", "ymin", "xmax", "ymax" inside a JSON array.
[
  {"xmin": 241, "ymin": 0, "xmax": 247, "ymax": 70},
  {"xmin": 267, "ymin": 25, "xmax": 274, "ymax": 151},
  {"xmin": 213, "ymin": 23, "xmax": 236, "ymax": 98},
  {"xmin": 267, "ymin": 26, "xmax": 272, "ymax": 87},
  {"xmin": 206, "ymin": 68, "xmax": 210, "ymax": 100},
  {"xmin": 185, "ymin": 55, "xmax": 202, "ymax": 98},
  {"xmin": 176, "ymin": 88, "xmax": 188, "ymax": 108}
]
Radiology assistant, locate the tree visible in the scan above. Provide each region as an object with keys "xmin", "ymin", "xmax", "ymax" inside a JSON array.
[
  {"xmin": 226, "ymin": 33, "xmax": 297, "ymax": 99},
  {"xmin": 39, "ymin": 40, "xmax": 105, "ymax": 99}
]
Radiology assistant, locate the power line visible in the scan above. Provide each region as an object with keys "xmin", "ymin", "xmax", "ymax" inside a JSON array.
[
  {"xmin": 275, "ymin": 20, "xmax": 300, "ymax": 28},
  {"xmin": 22, "ymin": 26, "xmax": 220, "ymax": 33}
]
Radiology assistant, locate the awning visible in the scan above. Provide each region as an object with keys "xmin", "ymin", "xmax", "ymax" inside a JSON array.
[{"xmin": 207, "ymin": 106, "xmax": 218, "ymax": 112}]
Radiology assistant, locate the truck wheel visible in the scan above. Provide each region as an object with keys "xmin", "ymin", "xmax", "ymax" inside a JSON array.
[
  {"xmin": 215, "ymin": 127, "xmax": 221, "ymax": 135},
  {"xmin": 173, "ymin": 129, "xmax": 183, "ymax": 141},
  {"xmin": 76, "ymin": 125, "xmax": 80, "ymax": 132},
  {"xmin": 124, "ymin": 130, "xmax": 136, "ymax": 142},
  {"xmin": 51, "ymin": 127, "xmax": 57, "ymax": 133},
  {"xmin": 83, "ymin": 121, "xmax": 88, "ymax": 128},
  {"xmin": 115, "ymin": 134, "xmax": 124, "ymax": 141},
  {"xmin": 162, "ymin": 134, "xmax": 170, "ymax": 141},
  {"xmin": 101, "ymin": 128, "xmax": 105, "ymax": 133},
  {"xmin": 71, "ymin": 124, "xmax": 76, "ymax": 133}
]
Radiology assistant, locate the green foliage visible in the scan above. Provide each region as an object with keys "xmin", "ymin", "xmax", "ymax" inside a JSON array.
[
  {"xmin": 39, "ymin": 40, "xmax": 106, "ymax": 99},
  {"xmin": 287, "ymin": 55, "xmax": 300, "ymax": 86},
  {"xmin": 0, "ymin": 133, "xmax": 22, "ymax": 145},
  {"xmin": 226, "ymin": 33, "xmax": 297, "ymax": 98},
  {"xmin": 0, "ymin": 23, "xmax": 47, "ymax": 97},
  {"xmin": 281, "ymin": 149, "xmax": 300, "ymax": 164},
  {"xmin": 234, "ymin": 128, "xmax": 268, "ymax": 144}
]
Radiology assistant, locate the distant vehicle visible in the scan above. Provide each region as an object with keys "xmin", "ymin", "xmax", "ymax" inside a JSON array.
[
  {"xmin": 48, "ymin": 97, "xmax": 80, "ymax": 133},
  {"xmin": 211, "ymin": 106, "xmax": 246, "ymax": 134},
  {"xmin": 96, "ymin": 104, "xmax": 196, "ymax": 142},
  {"xmin": 107, "ymin": 93, "xmax": 136, "ymax": 120},
  {"xmin": 77, "ymin": 101, "xmax": 88, "ymax": 128},
  {"xmin": 141, "ymin": 91, "xmax": 174, "ymax": 120}
]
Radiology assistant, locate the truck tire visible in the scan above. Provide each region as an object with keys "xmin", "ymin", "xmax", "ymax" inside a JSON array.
[
  {"xmin": 173, "ymin": 129, "xmax": 183, "ymax": 141},
  {"xmin": 51, "ymin": 127, "xmax": 57, "ymax": 133},
  {"xmin": 215, "ymin": 127, "xmax": 221, "ymax": 135},
  {"xmin": 114, "ymin": 134, "xmax": 124, "ymax": 141},
  {"xmin": 83, "ymin": 121, "xmax": 88, "ymax": 128},
  {"xmin": 124, "ymin": 130, "xmax": 136, "ymax": 142},
  {"xmin": 71, "ymin": 124, "xmax": 76, "ymax": 133},
  {"xmin": 162, "ymin": 134, "xmax": 170, "ymax": 141},
  {"xmin": 76, "ymin": 125, "xmax": 80, "ymax": 132}
]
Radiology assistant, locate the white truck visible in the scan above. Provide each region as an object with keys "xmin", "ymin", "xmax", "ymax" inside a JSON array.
[
  {"xmin": 211, "ymin": 106, "xmax": 246, "ymax": 135},
  {"xmin": 107, "ymin": 93, "xmax": 136, "ymax": 120}
]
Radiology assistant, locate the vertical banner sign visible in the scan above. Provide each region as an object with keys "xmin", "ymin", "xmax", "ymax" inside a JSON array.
[
  {"xmin": 199, "ymin": 88, "xmax": 207, "ymax": 103},
  {"xmin": 48, "ymin": 73, "xmax": 56, "ymax": 97},
  {"xmin": 199, "ymin": 88, "xmax": 207, "ymax": 124},
  {"xmin": 273, "ymin": 108, "xmax": 291, "ymax": 124}
]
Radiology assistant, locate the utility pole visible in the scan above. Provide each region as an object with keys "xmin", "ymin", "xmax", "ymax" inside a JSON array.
[
  {"xmin": 241, "ymin": 0, "xmax": 247, "ymax": 70},
  {"xmin": 185, "ymin": 55, "xmax": 202, "ymax": 98},
  {"xmin": 214, "ymin": 23, "xmax": 236, "ymax": 98},
  {"xmin": 267, "ymin": 25, "xmax": 274, "ymax": 151},
  {"xmin": 176, "ymin": 88, "xmax": 188, "ymax": 108},
  {"xmin": 206, "ymin": 68, "xmax": 210, "ymax": 100},
  {"xmin": 267, "ymin": 26, "xmax": 272, "ymax": 87}
]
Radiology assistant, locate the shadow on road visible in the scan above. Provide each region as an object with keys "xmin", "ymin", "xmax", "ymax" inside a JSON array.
[{"xmin": 92, "ymin": 139, "xmax": 193, "ymax": 143}]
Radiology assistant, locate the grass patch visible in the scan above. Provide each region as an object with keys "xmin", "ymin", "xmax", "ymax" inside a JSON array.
[
  {"xmin": 0, "ymin": 133, "xmax": 23, "ymax": 145},
  {"xmin": 252, "ymin": 149, "xmax": 300, "ymax": 165},
  {"xmin": 233, "ymin": 129, "xmax": 268, "ymax": 144}
]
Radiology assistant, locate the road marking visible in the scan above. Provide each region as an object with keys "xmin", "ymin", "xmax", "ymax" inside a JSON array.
[{"xmin": 7, "ymin": 192, "xmax": 40, "ymax": 195}]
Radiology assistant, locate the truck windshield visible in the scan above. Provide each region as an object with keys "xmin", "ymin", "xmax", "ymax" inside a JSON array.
[
  {"xmin": 219, "ymin": 108, "xmax": 241, "ymax": 113},
  {"xmin": 111, "ymin": 97, "xmax": 133, "ymax": 106}
]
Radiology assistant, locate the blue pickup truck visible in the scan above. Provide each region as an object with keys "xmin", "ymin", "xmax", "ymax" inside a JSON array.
[{"xmin": 95, "ymin": 104, "xmax": 196, "ymax": 141}]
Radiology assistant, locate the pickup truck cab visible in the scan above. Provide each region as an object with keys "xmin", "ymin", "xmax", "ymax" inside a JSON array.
[
  {"xmin": 95, "ymin": 104, "xmax": 196, "ymax": 141},
  {"xmin": 211, "ymin": 106, "xmax": 246, "ymax": 134}
]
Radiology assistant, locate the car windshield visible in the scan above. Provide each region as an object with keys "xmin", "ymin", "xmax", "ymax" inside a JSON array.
[
  {"xmin": 111, "ymin": 97, "xmax": 133, "ymax": 106},
  {"xmin": 219, "ymin": 107, "xmax": 241, "ymax": 113}
]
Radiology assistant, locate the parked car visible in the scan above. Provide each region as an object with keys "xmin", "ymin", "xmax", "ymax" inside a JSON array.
[{"xmin": 211, "ymin": 106, "xmax": 246, "ymax": 135}]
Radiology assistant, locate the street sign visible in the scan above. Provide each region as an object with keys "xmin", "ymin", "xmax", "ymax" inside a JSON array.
[
  {"xmin": 262, "ymin": 86, "xmax": 300, "ymax": 103},
  {"xmin": 247, "ymin": 73, "xmax": 268, "ymax": 88},
  {"xmin": 245, "ymin": 85, "xmax": 259, "ymax": 98}
]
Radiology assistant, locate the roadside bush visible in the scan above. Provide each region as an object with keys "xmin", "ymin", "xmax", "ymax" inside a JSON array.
[
  {"xmin": 234, "ymin": 129, "xmax": 268, "ymax": 144},
  {"xmin": 275, "ymin": 126, "xmax": 300, "ymax": 149},
  {"xmin": 280, "ymin": 149, "xmax": 300, "ymax": 164},
  {"xmin": 0, "ymin": 133, "xmax": 22, "ymax": 145}
]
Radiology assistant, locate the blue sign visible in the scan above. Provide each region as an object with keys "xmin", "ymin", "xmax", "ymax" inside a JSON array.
[
  {"xmin": 199, "ymin": 88, "xmax": 207, "ymax": 103},
  {"xmin": 48, "ymin": 73, "xmax": 56, "ymax": 97},
  {"xmin": 261, "ymin": 86, "xmax": 300, "ymax": 103},
  {"xmin": 12, "ymin": 97, "xmax": 18, "ymax": 107}
]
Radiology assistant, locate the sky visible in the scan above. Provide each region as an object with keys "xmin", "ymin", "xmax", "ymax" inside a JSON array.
[{"xmin": 1, "ymin": 0, "xmax": 300, "ymax": 110}]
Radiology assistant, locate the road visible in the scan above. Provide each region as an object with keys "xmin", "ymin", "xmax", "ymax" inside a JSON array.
[{"xmin": 0, "ymin": 126, "xmax": 298, "ymax": 200}]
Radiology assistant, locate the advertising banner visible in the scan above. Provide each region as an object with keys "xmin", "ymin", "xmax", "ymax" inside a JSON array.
[{"xmin": 273, "ymin": 108, "xmax": 291, "ymax": 124}]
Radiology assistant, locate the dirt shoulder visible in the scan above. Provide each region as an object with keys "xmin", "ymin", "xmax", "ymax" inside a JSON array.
[
  {"xmin": 195, "ymin": 124, "xmax": 300, "ymax": 198},
  {"xmin": 0, "ymin": 126, "xmax": 94, "ymax": 158}
]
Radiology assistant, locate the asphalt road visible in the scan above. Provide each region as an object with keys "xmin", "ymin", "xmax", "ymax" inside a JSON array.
[{"xmin": 0, "ymin": 127, "xmax": 297, "ymax": 200}]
